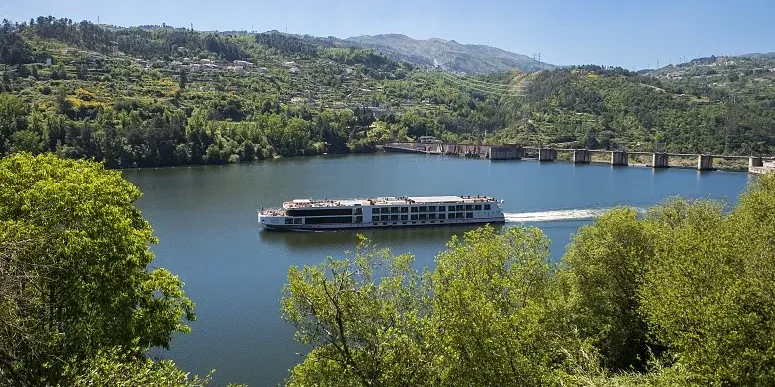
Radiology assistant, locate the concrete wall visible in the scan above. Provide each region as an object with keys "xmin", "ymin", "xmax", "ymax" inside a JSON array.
[
  {"xmin": 653, "ymin": 153, "xmax": 669, "ymax": 168},
  {"xmin": 489, "ymin": 145, "xmax": 524, "ymax": 160},
  {"xmin": 386, "ymin": 144, "xmax": 772, "ymax": 175},
  {"xmin": 538, "ymin": 148, "xmax": 557, "ymax": 161},
  {"xmin": 697, "ymin": 154, "xmax": 713, "ymax": 170},
  {"xmin": 573, "ymin": 149, "xmax": 591, "ymax": 163},
  {"xmin": 611, "ymin": 151, "xmax": 628, "ymax": 166}
]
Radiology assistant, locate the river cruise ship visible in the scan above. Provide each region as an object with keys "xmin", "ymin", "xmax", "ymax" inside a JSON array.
[{"xmin": 259, "ymin": 195, "xmax": 505, "ymax": 230}]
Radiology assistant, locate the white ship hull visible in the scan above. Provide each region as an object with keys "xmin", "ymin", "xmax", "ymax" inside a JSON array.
[
  {"xmin": 259, "ymin": 195, "xmax": 505, "ymax": 232},
  {"xmin": 260, "ymin": 216, "xmax": 505, "ymax": 231}
]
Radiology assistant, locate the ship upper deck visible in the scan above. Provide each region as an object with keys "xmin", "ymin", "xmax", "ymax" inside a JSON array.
[{"xmin": 280, "ymin": 195, "xmax": 498, "ymax": 209}]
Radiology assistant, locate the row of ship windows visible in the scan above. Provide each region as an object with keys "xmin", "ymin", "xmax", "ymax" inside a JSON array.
[
  {"xmin": 371, "ymin": 213, "xmax": 474, "ymax": 222},
  {"xmin": 372, "ymin": 204, "xmax": 490, "ymax": 214},
  {"xmin": 283, "ymin": 213, "xmax": 477, "ymax": 225},
  {"xmin": 378, "ymin": 220, "xmax": 457, "ymax": 226}
]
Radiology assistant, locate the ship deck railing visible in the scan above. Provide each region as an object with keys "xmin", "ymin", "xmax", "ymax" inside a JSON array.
[{"xmin": 260, "ymin": 208, "xmax": 286, "ymax": 216}]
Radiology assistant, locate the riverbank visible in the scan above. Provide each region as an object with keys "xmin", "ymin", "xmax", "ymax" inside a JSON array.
[{"xmin": 117, "ymin": 148, "xmax": 763, "ymax": 174}]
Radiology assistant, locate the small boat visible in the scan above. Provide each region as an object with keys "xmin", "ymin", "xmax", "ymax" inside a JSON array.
[{"xmin": 258, "ymin": 195, "xmax": 505, "ymax": 231}]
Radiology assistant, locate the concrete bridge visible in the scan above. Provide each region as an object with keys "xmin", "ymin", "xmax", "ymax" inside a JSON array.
[{"xmin": 383, "ymin": 143, "xmax": 775, "ymax": 174}]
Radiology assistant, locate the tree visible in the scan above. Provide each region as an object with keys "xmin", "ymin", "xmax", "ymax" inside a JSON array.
[
  {"xmin": 0, "ymin": 153, "xmax": 195, "ymax": 385},
  {"xmin": 179, "ymin": 70, "xmax": 187, "ymax": 89},
  {"xmin": 51, "ymin": 63, "xmax": 67, "ymax": 80},
  {"xmin": 639, "ymin": 177, "xmax": 775, "ymax": 385},
  {"xmin": 55, "ymin": 87, "xmax": 71, "ymax": 114},
  {"xmin": 76, "ymin": 64, "xmax": 88, "ymax": 80},
  {"xmin": 0, "ymin": 30, "xmax": 33, "ymax": 65},
  {"xmin": 0, "ymin": 94, "xmax": 28, "ymax": 154},
  {"xmin": 562, "ymin": 208, "xmax": 659, "ymax": 371},
  {"xmin": 16, "ymin": 64, "xmax": 30, "ymax": 78},
  {"xmin": 432, "ymin": 225, "xmax": 562, "ymax": 386},
  {"xmin": 0, "ymin": 220, "xmax": 51, "ymax": 385},
  {"xmin": 282, "ymin": 180, "xmax": 775, "ymax": 386},
  {"xmin": 62, "ymin": 347, "xmax": 247, "ymax": 387},
  {"xmin": 8, "ymin": 130, "xmax": 44, "ymax": 154},
  {"xmin": 282, "ymin": 236, "xmax": 434, "ymax": 387}
]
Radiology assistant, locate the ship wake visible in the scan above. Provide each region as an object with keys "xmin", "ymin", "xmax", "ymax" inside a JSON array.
[{"xmin": 504, "ymin": 207, "xmax": 644, "ymax": 223}]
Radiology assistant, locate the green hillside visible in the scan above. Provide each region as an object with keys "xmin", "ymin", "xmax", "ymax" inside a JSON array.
[
  {"xmin": 1, "ymin": 17, "xmax": 775, "ymax": 170},
  {"xmin": 494, "ymin": 62, "xmax": 775, "ymax": 156},
  {"xmin": 0, "ymin": 17, "xmax": 507, "ymax": 167}
]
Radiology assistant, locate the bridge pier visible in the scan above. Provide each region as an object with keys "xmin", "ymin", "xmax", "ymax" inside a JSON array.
[
  {"xmin": 750, "ymin": 156, "xmax": 764, "ymax": 168},
  {"xmin": 611, "ymin": 151, "xmax": 628, "ymax": 166},
  {"xmin": 489, "ymin": 145, "xmax": 524, "ymax": 160},
  {"xmin": 538, "ymin": 148, "xmax": 557, "ymax": 162},
  {"xmin": 573, "ymin": 149, "xmax": 591, "ymax": 164},
  {"xmin": 652, "ymin": 153, "xmax": 669, "ymax": 168},
  {"xmin": 697, "ymin": 154, "xmax": 714, "ymax": 171}
]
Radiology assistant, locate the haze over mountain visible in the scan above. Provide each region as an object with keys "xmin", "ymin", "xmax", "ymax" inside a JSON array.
[
  {"xmin": 343, "ymin": 33, "xmax": 555, "ymax": 74},
  {"xmin": 741, "ymin": 52, "xmax": 775, "ymax": 59}
]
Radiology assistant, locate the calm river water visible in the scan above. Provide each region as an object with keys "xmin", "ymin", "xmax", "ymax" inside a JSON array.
[{"xmin": 123, "ymin": 153, "xmax": 752, "ymax": 386}]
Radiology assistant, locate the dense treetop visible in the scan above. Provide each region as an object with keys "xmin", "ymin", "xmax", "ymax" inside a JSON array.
[{"xmin": 0, "ymin": 153, "xmax": 239, "ymax": 386}]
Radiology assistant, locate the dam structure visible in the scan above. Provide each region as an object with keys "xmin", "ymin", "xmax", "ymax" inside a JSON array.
[{"xmin": 382, "ymin": 143, "xmax": 775, "ymax": 174}]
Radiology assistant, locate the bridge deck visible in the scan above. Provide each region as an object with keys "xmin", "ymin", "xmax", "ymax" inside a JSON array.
[{"xmin": 383, "ymin": 143, "xmax": 774, "ymax": 173}]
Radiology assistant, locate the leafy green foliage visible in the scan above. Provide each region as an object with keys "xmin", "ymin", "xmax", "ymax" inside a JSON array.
[
  {"xmin": 0, "ymin": 94, "xmax": 29, "ymax": 154},
  {"xmin": 13, "ymin": 16, "xmax": 774, "ymax": 166},
  {"xmin": 563, "ymin": 208, "xmax": 659, "ymax": 371},
  {"xmin": 499, "ymin": 65, "xmax": 775, "ymax": 155},
  {"xmin": 432, "ymin": 226, "xmax": 559, "ymax": 386},
  {"xmin": 285, "ymin": 174, "xmax": 775, "ymax": 387},
  {"xmin": 282, "ymin": 236, "xmax": 434, "ymax": 387},
  {"xmin": 29, "ymin": 16, "xmax": 247, "ymax": 61},
  {"xmin": 0, "ymin": 153, "xmax": 194, "ymax": 385},
  {"xmin": 62, "ymin": 347, "xmax": 236, "ymax": 387},
  {"xmin": 0, "ymin": 15, "xmax": 508, "ymax": 168},
  {"xmin": 638, "ymin": 184, "xmax": 775, "ymax": 385},
  {"xmin": 0, "ymin": 28, "xmax": 34, "ymax": 65},
  {"xmin": 283, "ymin": 226, "xmax": 577, "ymax": 387}
]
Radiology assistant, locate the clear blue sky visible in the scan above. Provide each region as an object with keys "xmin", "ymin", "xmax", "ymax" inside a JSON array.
[{"xmin": 3, "ymin": 0, "xmax": 773, "ymax": 70}]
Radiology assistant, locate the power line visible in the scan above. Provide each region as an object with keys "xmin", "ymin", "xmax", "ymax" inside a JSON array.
[
  {"xmin": 436, "ymin": 71, "xmax": 526, "ymax": 98},
  {"xmin": 438, "ymin": 72, "xmax": 518, "ymax": 94},
  {"xmin": 437, "ymin": 70, "xmax": 526, "ymax": 92},
  {"xmin": 443, "ymin": 74, "xmax": 521, "ymax": 92}
]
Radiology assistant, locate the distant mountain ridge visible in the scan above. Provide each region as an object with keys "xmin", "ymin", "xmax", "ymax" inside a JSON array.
[
  {"xmin": 343, "ymin": 34, "xmax": 554, "ymax": 74},
  {"xmin": 741, "ymin": 52, "xmax": 775, "ymax": 60}
]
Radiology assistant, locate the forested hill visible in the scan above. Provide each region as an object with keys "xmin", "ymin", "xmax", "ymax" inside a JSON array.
[
  {"xmin": 0, "ymin": 17, "xmax": 507, "ymax": 168},
  {"xmin": 342, "ymin": 34, "xmax": 555, "ymax": 74},
  {"xmin": 492, "ymin": 60, "xmax": 775, "ymax": 156},
  {"xmin": 1, "ymin": 17, "xmax": 775, "ymax": 169},
  {"xmin": 252, "ymin": 32, "xmax": 554, "ymax": 74}
]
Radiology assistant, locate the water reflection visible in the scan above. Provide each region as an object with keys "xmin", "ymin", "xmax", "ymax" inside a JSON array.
[{"xmin": 257, "ymin": 223, "xmax": 506, "ymax": 254}]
